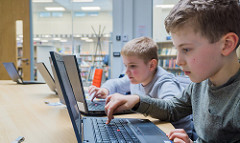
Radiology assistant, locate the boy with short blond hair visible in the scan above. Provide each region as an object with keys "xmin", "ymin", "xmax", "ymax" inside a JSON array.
[
  {"xmin": 105, "ymin": 0, "xmax": 240, "ymax": 142},
  {"xmin": 89, "ymin": 36, "xmax": 194, "ymax": 138}
]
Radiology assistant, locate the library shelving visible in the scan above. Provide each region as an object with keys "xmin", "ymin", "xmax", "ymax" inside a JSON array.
[
  {"xmin": 157, "ymin": 41, "xmax": 184, "ymax": 75},
  {"xmin": 17, "ymin": 45, "xmax": 38, "ymax": 80},
  {"xmin": 79, "ymin": 54, "xmax": 108, "ymax": 81}
]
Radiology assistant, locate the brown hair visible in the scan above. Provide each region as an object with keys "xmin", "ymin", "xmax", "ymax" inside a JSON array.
[
  {"xmin": 165, "ymin": 0, "xmax": 240, "ymax": 46},
  {"xmin": 121, "ymin": 37, "xmax": 158, "ymax": 64}
]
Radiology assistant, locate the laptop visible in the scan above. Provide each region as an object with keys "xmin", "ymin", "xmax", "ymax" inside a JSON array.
[
  {"xmin": 35, "ymin": 62, "xmax": 57, "ymax": 93},
  {"xmin": 49, "ymin": 58, "xmax": 66, "ymax": 105},
  {"xmin": 62, "ymin": 55, "xmax": 105, "ymax": 116},
  {"xmin": 63, "ymin": 54, "xmax": 133, "ymax": 116},
  {"xmin": 3, "ymin": 62, "xmax": 45, "ymax": 84},
  {"xmin": 50, "ymin": 51, "xmax": 172, "ymax": 143}
]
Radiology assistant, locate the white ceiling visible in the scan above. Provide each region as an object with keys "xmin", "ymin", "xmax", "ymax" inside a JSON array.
[
  {"xmin": 32, "ymin": 0, "xmax": 112, "ymax": 12},
  {"xmin": 32, "ymin": 0, "xmax": 179, "ymax": 13}
]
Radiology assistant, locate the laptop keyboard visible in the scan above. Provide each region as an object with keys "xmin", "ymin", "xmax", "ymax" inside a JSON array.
[{"xmin": 91, "ymin": 118, "xmax": 140, "ymax": 143}]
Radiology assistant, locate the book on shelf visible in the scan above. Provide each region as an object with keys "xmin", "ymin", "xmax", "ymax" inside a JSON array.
[
  {"xmin": 159, "ymin": 47, "xmax": 177, "ymax": 56},
  {"xmin": 159, "ymin": 58, "xmax": 180, "ymax": 69}
]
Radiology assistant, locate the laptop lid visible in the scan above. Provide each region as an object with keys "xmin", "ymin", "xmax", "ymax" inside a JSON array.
[
  {"xmin": 62, "ymin": 55, "xmax": 90, "ymax": 115},
  {"xmin": 3, "ymin": 62, "xmax": 23, "ymax": 83},
  {"xmin": 50, "ymin": 51, "xmax": 82, "ymax": 142},
  {"xmin": 49, "ymin": 57, "xmax": 66, "ymax": 105},
  {"xmin": 35, "ymin": 62, "xmax": 56, "ymax": 93}
]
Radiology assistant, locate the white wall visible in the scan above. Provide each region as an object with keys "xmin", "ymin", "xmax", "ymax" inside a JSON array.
[
  {"xmin": 111, "ymin": 0, "xmax": 153, "ymax": 78},
  {"xmin": 153, "ymin": 7, "xmax": 172, "ymax": 42}
]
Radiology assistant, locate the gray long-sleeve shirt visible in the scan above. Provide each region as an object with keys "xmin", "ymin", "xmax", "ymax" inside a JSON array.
[
  {"xmin": 101, "ymin": 66, "xmax": 193, "ymax": 137},
  {"xmin": 135, "ymin": 68, "xmax": 240, "ymax": 142}
]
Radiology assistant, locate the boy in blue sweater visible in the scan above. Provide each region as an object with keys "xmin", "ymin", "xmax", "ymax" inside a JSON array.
[
  {"xmin": 89, "ymin": 36, "xmax": 194, "ymax": 138},
  {"xmin": 105, "ymin": 0, "xmax": 240, "ymax": 142}
]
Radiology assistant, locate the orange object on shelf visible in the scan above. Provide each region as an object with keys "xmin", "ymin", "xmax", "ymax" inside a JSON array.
[{"xmin": 92, "ymin": 69, "xmax": 103, "ymax": 87}]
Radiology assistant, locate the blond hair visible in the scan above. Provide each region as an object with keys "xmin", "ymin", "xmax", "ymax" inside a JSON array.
[
  {"xmin": 121, "ymin": 37, "xmax": 158, "ymax": 64},
  {"xmin": 165, "ymin": 0, "xmax": 240, "ymax": 46}
]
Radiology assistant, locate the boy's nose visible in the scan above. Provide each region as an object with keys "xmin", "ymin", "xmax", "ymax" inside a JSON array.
[
  {"xmin": 125, "ymin": 67, "xmax": 130, "ymax": 75},
  {"xmin": 176, "ymin": 53, "xmax": 185, "ymax": 67}
]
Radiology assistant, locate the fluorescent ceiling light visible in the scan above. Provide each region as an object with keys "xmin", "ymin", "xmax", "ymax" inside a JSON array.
[
  {"xmin": 53, "ymin": 38, "xmax": 61, "ymax": 40},
  {"xmin": 45, "ymin": 7, "xmax": 65, "ymax": 11},
  {"xmin": 60, "ymin": 39, "xmax": 67, "ymax": 42},
  {"xmin": 72, "ymin": 0, "xmax": 93, "ymax": 2},
  {"xmin": 34, "ymin": 38, "xmax": 41, "ymax": 41},
  {"xmin": 81, "ymin": 6, "xmax": 101, "ymax": 11},
  {"xmin": 85, "ymin": 39, "xmax": 93, "ymax": 42},
  {"xmin": 41, "ymin": 40, "xmax": 48, "ymax": 42},
  {"xmin": 81, "ymin": 37, "xmax": 89, "ymax": 40},
  {"xmin": 33, "ymin": 0, "xmax": 53, "ymax": 2},
  {"xmin": 74, "ymin": 35, "xmax": 81, "ymax": 37},
  {"xmin": 43, "ymin": 35, "xmax": 51, "ymax": 38},
  {"xmin": 156, "ymin": 5, "xmax": 174, "ymax": 9}
]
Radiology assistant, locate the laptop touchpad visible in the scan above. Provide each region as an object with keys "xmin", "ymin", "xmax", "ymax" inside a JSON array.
[{"xmin": 137, "ymin": 126, "xmax": 160, "ymax": 135}]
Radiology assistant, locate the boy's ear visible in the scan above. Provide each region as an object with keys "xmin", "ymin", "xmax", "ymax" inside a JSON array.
[
  {"xmin": 221, "ymin": 32, "xmax": 239, "ymax": 56},
  {"xmin": 149, "ymin": 59, "xmax": 158, "ymax": 71}
]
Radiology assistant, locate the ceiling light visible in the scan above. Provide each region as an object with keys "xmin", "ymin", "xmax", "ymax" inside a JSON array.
[
  {"xmin": 33, "ymin": 0, "xmax": 53, "ymax": 2},
  {"xmin": 60, "ymin": 39, "xmax": 67, "ymax": 42},
  {"xmin": 45, "ymin": 7, "xmax": 65, "ymax": 11},
  {"xmin": 72, "ymin": 0, "xmax": 93, "ymax": 2},
  {"xmin": 34, "ymin": 38, "xmax": 41, "ymax": 41},
  {"xmin": 85, "ymin": 39, "xmax": 93, "ymax": 42},
  {"xmin": 81, "ymin": 37, "xmax": 89, "ymax": 40},
  {"xmin": 156, "ymin": 5, "xmax": 174, "ymax": 9},
  {"xmin": 41, "ymin": 40, "xmax": 49, "ymax": 43},
  {"xmin": 81, "ymin": 6, "xmax": 101, "ymax": 11},
  {"xmin": 74, "ymin": 35, "xmax": 81, "ymax": 37},
  {"xmin": 53, "ymin": 38, "xmax": 61, "ymax": 40}
]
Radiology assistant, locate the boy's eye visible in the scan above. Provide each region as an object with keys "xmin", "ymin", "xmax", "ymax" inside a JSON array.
[
  {"xmin": 129, "ymin": 65, "xmax": 136, "ymax": 68},
  {"xmin": 183, "ymin": 48, "xmax": 190, "ymax": 53}
]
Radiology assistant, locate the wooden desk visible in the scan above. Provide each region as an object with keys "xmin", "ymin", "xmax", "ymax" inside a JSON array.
[{"xmin": 0, "ymin": 80, "xmax": 174, "ymax": 143}]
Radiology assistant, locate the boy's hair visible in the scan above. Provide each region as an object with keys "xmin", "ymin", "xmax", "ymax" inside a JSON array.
[
  {"xmin": 165, "ymin": 0, "xmax": 240, "ymax": 46},
  {"xmin": 121, "ymin": 37, "xmax": 158, "ymax": 64}
]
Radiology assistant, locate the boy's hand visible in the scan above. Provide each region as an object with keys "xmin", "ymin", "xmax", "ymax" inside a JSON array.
[
  {"xmin": 105, "ymin": 93, "xmax": 140, "ymax": 124},
  {"xmin": 167, "ymin": 129, "xmax": 193, "ymax": 143},
  {"xmin": 88, "ymin": 85, "xmax": 109, "ymax": 101}
]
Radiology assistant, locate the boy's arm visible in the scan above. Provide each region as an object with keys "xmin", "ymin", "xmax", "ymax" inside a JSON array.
[
  {"xmin": 101, "ymin": 75, "xmax": 131, "ymax": 95},
  {"xmin": 134, "ymin": 83, "xmax": 193, "ymax": 122}
]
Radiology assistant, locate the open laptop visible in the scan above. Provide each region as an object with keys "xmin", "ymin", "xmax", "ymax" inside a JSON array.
[
  {"xmin": 49, "ymin": 58, "xmax": 66, "ymax": 105},
  {"xmin": 62, "ymin": 55, "xmax": 105, "ymax": 116},
  {"xmin": 35, "ymin": 62, "xmax": 57, "ymax": 93},
  {"xmin": 3, "ymin": 62, "xmax": 45, "ymax": 84},
  {"xmin": 50, "ymin": 51, "xmax": 172, "ymax": 143},
  {"xmin": 63, "ymin": 54, "xmax": 133, "ymax": 116}
]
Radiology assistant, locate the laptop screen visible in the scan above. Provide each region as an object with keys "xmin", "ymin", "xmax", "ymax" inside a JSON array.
[
  {"xmin": 3, "ymin": 62, "xmax": 23, "ymax": 83},
  {"xmin": 50, "ymin": 51, "xmax": 82, "ymax": 142},
  {"xmin": 62, "ymin": 55, "xmax": 89, "ymax": 113},
  {"xmin": 35, "ymin": 62, "xmax": 56, "ymax": 93}
]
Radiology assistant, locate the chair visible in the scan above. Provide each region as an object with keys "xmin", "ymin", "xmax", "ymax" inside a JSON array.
[{"xmin": 92, "ymin": 68, "xmax": 103, "ymax": 88}]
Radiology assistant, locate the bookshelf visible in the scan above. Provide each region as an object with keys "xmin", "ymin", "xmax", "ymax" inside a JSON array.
[
  {"xmin": 17, "ymin": 45, "xmax": 38, "ymax": 80},
  {"xmin": 79, "ymin": 54, "xmax": 108, "ymax": 81},
  {"xmin": 157, "ymin": 41, "xmax": 184, "ymax": 75}
]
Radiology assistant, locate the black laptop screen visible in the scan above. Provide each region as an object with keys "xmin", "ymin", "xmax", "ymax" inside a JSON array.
[
  {"xmin": 50, "ymin": 52, "xmax": 82, "ymax": 142},
  {"xmin": 3, "ymin": 62, "xmax": 22, "ymax": 83}
]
